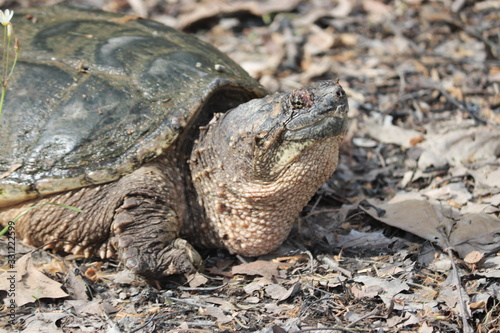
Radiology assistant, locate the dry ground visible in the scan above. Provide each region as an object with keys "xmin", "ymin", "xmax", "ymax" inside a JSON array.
[{"xmin": 0, "ymin": 0, "xmax": 499, "ymax": 332}]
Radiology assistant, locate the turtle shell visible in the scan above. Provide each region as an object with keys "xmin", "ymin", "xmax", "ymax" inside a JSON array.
[{"xmin": 0, "ymin": 5, "xmax": 266, "ymax": 206}]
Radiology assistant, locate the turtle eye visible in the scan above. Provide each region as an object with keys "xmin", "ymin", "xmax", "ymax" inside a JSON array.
[
  {"xmin": 290, "ymin": 89, "xmax": 313, "ymax": 110},
  {"xmin": 254, "ymin": 131, "xmax": 268, "ymax": 147},
  {"xmin": 291, "ymin": 96, "xmax": 305, "ymax": 109}
]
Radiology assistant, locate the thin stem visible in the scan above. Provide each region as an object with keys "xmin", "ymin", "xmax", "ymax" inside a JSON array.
[
  {"xmin": 0, "ymin": 26, "xmax": 6, "ymax": 119},
  {"xmin": 0, "ymin": 84, "xmax": 5, "ymax": 119},
  {"xmin": 4, "ymin": 27, "xmax": 10, "ymax": 81},
  {"xmin": 2, "ymin": 26, "xmax": 7, "ymax": 83},
  {"xmin": 0, "ymin": 27, "xmax": 19, "ymax": 119},
  {"xmin": 8, "ymin": 38, "xmax": 19, "ymax": 77}
]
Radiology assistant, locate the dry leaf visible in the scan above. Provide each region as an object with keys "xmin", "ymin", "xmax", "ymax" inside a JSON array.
[
  {"xmin": 469, "ymin": 300, "xmax": 486, "ymax": 310},
  {"xmin": 64, "ymin": 269, "xmax": 90, "ymax": 301},
  {"xmin": 423, "ymin": 183, "xmax": 472, "ymax": 207},
  {"xmin": 244, "ymin": 277, "xmax": 273, "ymax": 294},
  {"xmin": 188, "ymin": 272, "xmax": 209, "ymax": 288},
  {"xmin": 264, "ymin": 303, "xmax": 295, "ymax": 315},
  {"xmin": 354, "ymin": 276, "xmax": 410, "ymax": 300},
  {"xmin": 177, "ymin": 0, "xmax": 301, "ymax": 29},
  {"xmin": 364, "ymin": 114, "xmax": 424, "ymax": 149},
  {"xmin": 362, "ymin": 195, "xmax": 500, "ymax": 258},
  {"xmin": 464, "ymin": 251, "xmax": 484, "ymax": 265},
  {"xmin": 277, "ymin": 283, "xmax": 301, "ymax": 302},
  {"xmin": 232, "ymin": 260, "xmax": 280, "ymax": 279},
  {"xmin": 418, "ymin": 321, "xmax": 434, "ymax": 333},
  {"xmin": 21, "ymin": 312, "xmax": 67, "ymax": 333},
  {"xmin": 199, "ymin": 306, "xmax": 232, "ymax": 324},
  {"xmin": 264, "ymin": 284, "xmax": 288, "ymax": 300},
  {"xmin": 418, "ymin": 126, "xmax": 500, "ymax": 173},
  {"xmin": 0, "ymin": 254, "xmax": 68, "ymax": 306}
]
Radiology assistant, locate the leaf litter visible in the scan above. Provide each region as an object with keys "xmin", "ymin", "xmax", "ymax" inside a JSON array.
[{"xmin": 0, "ymin": 0, "xmax": 499, "ymax": 332}]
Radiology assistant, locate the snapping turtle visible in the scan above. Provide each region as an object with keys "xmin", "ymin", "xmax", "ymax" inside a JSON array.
[{"xmin": 0, "ymin": 5, "xmax": 349, "ymax": 278}]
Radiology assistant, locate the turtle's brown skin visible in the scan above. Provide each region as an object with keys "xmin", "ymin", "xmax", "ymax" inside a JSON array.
[
  {"xmin": 0, "ymin": 6, "xmax": 349, "ymax": 279},
  {"xmin": 0, "ymin": 81, "xmax": 348, "ymax": 278},
  {"xmin": 187, "ymin": 81, "xmax": 349, "ymax": 256}
]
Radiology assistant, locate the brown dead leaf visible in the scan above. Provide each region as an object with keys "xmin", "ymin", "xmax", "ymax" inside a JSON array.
[
  {"xmin": 423, "ymin": 183, "xmax": 472, "ymax": 207},
  {"xmin": 65, "ymin": 299, "xmax": 118, "ymax": 316},
  {"xmin": 350, "ymin": 285, "xmax": 370, "ymax": 298},
  {"xmin": 419, "ymin": 321, "xmax": 434, "ymax": 333},
  {"xmin": 244, "ymin": 277, "xmax": 273, "ymax": 294},
  {"xmin": 416, "ymin": 126, "xmax": 500, "ymax": 185},
  {"xmin": 464, "ymin": 251, "xmax": 484, "ymax": 265},
  {"xmin": 205, "ymin": 296, "xmax": 237, "ymax": 311},
  {"xmin": 0, "ymin": 254, "xmax": 68, "ymax": 306},
  {"xmin": 354, "ymin": 275, "xmax": 410, "ymax": 304},
  {"xmin": 399, "ymin": 312, "xmax": 422, "ymax": 327},
  {"xmin": 264, "ymin": 302, "xmax": 295, "ymax": 315},
  {"xmin": 177, "ymin": 0, "xmax": 301, "ymax": 30},
  {"xmin": 40, "ymin": 257, "xmax": 67, "ymax": 276},
  {"xmin": 187, "ymin": 272, "xmax": 209, "ymax": 288},
  {"xmin": 304, "ymin": 26, "xmax": 336, "ymax": 56},
  {"xmin": 469, "ymin": 300, "xmax": 486, "ymax": 310},
  {"xmin": 276, "ymin": 283, "xmax": 301, "ymax": 302},
  {"xmin": 364, "ymin": 114, "xmax": 424, "ymax": 149},
  {"xmin": 232, "ymin": 260, "xmax": 281, "ymax": 279},
  {"xmin": 65, "ymin": 269, "xmax": 90, "ymax": 301},
  {"xmin": 113, "ymin": 269, "xmax": 136, "ymax": 284},
  {"xmin": 205, "ymin": 258, "xmax": 235, "ymax": 277},
  {"xmin": 362, "ymin": 195, "xmax": 500, "ymax": 258},
  {"xmin": 264, "ymin": 284, "xmax": 288, "ymax": 300},
  {"xmin": 363, "ymin": 0, "xmax": 392, "ymax": 22},
  {"xmin": 21, "ymin": 312, "xmax": 67, "ymax": 332},
  {"xmin": 293, "ymin": 0, "xmax": 353, "ymax": 27},
  {"xmin": 448, "ymin": 213, "xmax": 500, "ymax": 256},
  {"xmin": 275, "ymin": 254, "xmax": 309, "ymax": 266},
  {"xmin": 199, "ymin": 306, "xmax": 232, "ymax": 324},
  {"xmin": 377, "ymin": 265, "xmax": 404, "ymax": 277}
]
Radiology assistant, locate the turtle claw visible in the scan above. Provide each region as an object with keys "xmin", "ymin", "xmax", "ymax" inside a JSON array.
[{"xmin": 121, "ymin": 238, "xmax": 202, "ymax": 278}]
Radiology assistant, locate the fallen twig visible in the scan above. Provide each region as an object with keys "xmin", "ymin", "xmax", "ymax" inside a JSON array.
[{"xmin": 445, "ymin": 248, "xmax": 474, "ymax": 333}]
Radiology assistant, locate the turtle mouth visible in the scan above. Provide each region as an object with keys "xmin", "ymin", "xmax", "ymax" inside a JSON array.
[{"xmin": 284, "ymin": 102, "xmax": 349, "ymax": 141}]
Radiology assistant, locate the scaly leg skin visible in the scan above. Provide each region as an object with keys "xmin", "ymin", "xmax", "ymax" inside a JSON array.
[
  {"xmin": 0, "ymin": 157, "xmax": 201, "ymax": 279},
  {"xmin": 104, "ymin": 159, "xmax": 202, "ymax": 278},
  {"xmin": 110, "ymin": 176, "xmax": 202, "ymax": 277}
]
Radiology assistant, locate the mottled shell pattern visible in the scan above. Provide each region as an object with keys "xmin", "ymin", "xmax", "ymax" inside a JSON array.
[{"xmin": 0, "ymin": 5, "xmax": 266, "ymax": 206}]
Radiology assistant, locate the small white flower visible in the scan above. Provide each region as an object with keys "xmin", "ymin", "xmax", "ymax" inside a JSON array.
[{"xmin": 0, "ymin": 9, "xmax": 14, "ymax": 26}]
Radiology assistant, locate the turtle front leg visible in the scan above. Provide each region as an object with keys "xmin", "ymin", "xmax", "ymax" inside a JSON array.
[
  {"xmin": 111, "ymin": 193, "xmax": 201, "ymax": 278},
  {"xmin": 108, "ymin": 160, "xmax": 202, "ymax": 279},
  {"xmin": 0, "ymin": 157, "xmax": 201, "ymax": 279}
]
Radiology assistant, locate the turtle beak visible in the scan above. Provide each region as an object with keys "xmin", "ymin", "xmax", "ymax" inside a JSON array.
[{"xmin": 284, "ymin": 83, "xmax": 349, "ymax": 141}]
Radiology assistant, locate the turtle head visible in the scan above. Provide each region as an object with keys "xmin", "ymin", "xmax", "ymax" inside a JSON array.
[
  {"xmin": 251, "ymin": 80, "xmax": 349, "ymax": 181},
  {"xmin": 189, "ymin": 80, "xmax": 349, "ymax": 256}
]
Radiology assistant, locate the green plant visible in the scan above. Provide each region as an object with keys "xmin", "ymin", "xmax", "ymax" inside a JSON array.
[{"xmin": 0, "ymin": 9, "xmax": 19, "ymax": 119}]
